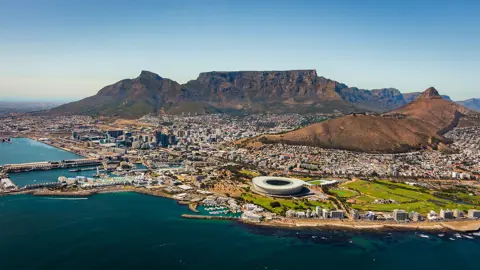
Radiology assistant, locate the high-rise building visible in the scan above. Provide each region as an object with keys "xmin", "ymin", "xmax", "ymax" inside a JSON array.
[
  {"xmin": 107, "ymin": 130, "xmax": 123, "ymax": 138},
  {"xmin": 155, "ymin": 131, "xmax": 169, "ymax": 147}
]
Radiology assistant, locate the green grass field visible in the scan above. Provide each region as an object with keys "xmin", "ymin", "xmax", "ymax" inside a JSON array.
[
  {"xmin": 329, "ymin": 188, "xmax": 359, "ymax": 198},
  {"xmin": 338, "ymin": 180, "xmax": 479, "ymax": 214},
  {"xmin": 240, "ymin": 192, "xmax": 331, "ymax": 215}
]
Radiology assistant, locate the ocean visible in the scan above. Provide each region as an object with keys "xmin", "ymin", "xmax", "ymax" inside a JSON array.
[
  {"xmin": 0, "ymin": 138, "xmax": 479, "ymax": 270},
  {"xmin": 0, "ymin": 138, "xmax": 83, "ymax": 165}
]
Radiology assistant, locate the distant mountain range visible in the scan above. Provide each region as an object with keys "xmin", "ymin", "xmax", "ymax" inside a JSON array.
[
  {"xmin": 457, "ymin": 98, "xmax": 480, "ymax": 112},
  {"xmin": 0, "ymin": 101, "xmax": 62, "ymax": 116},
  {"xmin": 44, "ymin": 70, "xmax": 479, "ymax": 118},
  {"xmin": 243, "ymin": 87, "xmax": 480, "ymax": 153}
]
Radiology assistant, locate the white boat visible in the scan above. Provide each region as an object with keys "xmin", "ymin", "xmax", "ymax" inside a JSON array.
[
  {"xmin": 464, "ymin": 235, "xmax": 474, "ymax": 239},
  {"xmin": 454, "ymin": 233, "xmax": 462, "ymax": 238},
  {"xmin": 449, "ymin": 238, "xmax": 455, "ymax": 241},
  {"xmin": 438, "ymin": 234, "xmax": 444, "ymax": 237},
  {"xmin": 418, "ymin": 234, "xmax": 429, "ymax": 238}
]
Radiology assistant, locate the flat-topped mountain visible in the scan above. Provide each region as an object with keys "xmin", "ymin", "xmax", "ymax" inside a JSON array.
[
  {"xmin": 45, "ymin": 70, "xmax": 434, "ymax": 118},
  {"xmin": 244, "ymin": 87, "xmax": 480, "ymax": 153}
]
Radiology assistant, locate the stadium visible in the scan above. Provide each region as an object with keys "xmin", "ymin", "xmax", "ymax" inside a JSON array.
[{"xmin": 252, "ymin": 176, "xmax": 305, "ymax": 196}]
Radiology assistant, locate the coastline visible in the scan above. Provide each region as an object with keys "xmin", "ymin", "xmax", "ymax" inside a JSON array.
[
  {"xmin": 3, "ymin": 187, "xmax": 479, "ymax": 233},
  {"xmin": 255, "ymin": 219, "xmax": 480, "ymax": 233}
]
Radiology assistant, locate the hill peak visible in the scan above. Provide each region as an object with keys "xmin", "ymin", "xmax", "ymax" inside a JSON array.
[
  {"xmin": 138, "ymin": 70, "xmax": 162, "ymax": 80},
  {"xmin": 417, "ymin": 87, "xmax": 442, "ymax": 100}
]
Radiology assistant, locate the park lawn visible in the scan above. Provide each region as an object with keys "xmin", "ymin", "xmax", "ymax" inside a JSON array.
[
  {"xmin": 353, "ymin": 195, "xmax": 376, "ymax": 203},
  {"xmin": 343, "ymin": 180, "xmax": 412, "ymax": 203},
  {"xmin": 352, "ymin": 200, "xmax": 476, "ymax": 214},
  {"xmin": 307, "ymin": 180, "xmax": 324, "ymax": 185},
  {"xmin": 241, "ymin": 192, "xmax": 331, "ymax": 214},
  {"xmin": 330, "ymin": 188, "xmax": 359, "ymax": 198},
  {"xmin": 345, "ymin": 180, "xmax": 478, "ymax": 214}
]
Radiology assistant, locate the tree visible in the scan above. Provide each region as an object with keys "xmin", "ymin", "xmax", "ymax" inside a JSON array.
[{"xmin": 270, "ymin": 201, "xmax": 281, "ymax": 208}]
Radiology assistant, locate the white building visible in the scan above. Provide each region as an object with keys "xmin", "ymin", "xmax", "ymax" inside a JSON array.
[{"xmin": 468, "ymin": 209, "xmax": 480, "ymax": 219}]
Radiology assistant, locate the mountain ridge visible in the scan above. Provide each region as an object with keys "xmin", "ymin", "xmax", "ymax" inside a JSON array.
[{"xmin": 44, "ymin": 70, "xmax": 477, "ymax": 118}]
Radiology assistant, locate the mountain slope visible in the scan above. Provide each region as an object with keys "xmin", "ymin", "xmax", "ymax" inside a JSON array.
[
  {"xmin": 46, "ymin": 71, "xmax": 187, "ymax": 118},
  {"xmin": 46, "ymin": 70, "xmax": 430, "ymax": 118},
  {"xmin": 245, "ymin": 87, "xmax": 480, "ymax": 153},
  {"xmin": 403, "ymin": 92, "xmax": 451, "ymax": 103}
]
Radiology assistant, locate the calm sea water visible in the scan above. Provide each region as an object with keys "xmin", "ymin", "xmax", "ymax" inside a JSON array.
[
  {"xmin": 0, "ymin": 193, "xmax": 479, "ymax": 270},
  {"xmin": 1, "ymin": 138, "xmax": 479, "ymax": 270},
  {"xmin": 0, "ymin": 138, "xmax": 83, "ymax": 165}
]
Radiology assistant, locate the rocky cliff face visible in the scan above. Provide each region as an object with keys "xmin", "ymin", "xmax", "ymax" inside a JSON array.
[
  {"xmin": 335, "ymin": 87, "xmax": 406, "ymax": 112},
  {"xmin": 191, "ymin": 70, "xmax": 342, "ymax": 104},
  {"xmin": 46, "ymin": 69, "xmax": 463, "ymax": 118},
  {"xmin": 188, "ymin": 70, "xmax": 406, "ymax": 112}
]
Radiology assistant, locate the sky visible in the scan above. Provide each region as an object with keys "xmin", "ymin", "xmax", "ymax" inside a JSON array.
[{"xmin": 0, "ymin": 0, "xmax": 479, "ymax": 101}]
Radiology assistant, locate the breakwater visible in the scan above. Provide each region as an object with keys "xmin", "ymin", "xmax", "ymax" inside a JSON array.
[
  {"xmin": 181, "ymin": 214, "xmax": 240, "ymax": 221},
  {"xmin": 31, "ymin": 190, "xmax": 95, "ymax": 197}
]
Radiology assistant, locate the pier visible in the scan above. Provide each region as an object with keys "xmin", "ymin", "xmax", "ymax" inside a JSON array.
[
  {"xmin": 181, "ymin": 214, "xmax": 240, "ymax": 221},
  {"xmin": 1, "ymin": 158, "xmax": 103, "ymax": 173}
]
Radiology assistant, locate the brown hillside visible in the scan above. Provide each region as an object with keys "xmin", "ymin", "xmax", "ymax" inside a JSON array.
[{"xmin": 246, "ymin": 87, "xmax": 480, "ymax": 153}]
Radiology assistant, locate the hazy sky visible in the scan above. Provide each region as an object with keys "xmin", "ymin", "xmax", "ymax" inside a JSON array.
[{"xmin": 0, "ymin": 0, "xmax": 479, "ymax": 101}]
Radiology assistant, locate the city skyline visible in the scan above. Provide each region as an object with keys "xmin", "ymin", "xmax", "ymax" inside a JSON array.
[{"xmin": 1, "ymin": 0, "xmax": 479, "ymax": 101}]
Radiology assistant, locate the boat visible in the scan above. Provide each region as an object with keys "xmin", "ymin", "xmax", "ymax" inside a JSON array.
[
  {"xmin": 438, "ymin": 234, "xmax": 444, "ymax": 237},
  {"xmin": 418, "ymin": 234, "xmax": 430, "ymax": 239},
  {"xmin": 69, "ymin": 169, "xmax": 81, "ymax": 172},
  {"xmin": 464, "ymin": 235, "xmax": 474, "ymax": 239}
]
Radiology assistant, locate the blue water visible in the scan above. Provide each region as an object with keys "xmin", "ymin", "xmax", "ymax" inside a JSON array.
[
  {"xmin": 0, "ymin": 138, "xmax": 82, "ymax": 165},
  {"xmin": 0, "ymin": 193, "xmax": 479, "ymax": 270}
]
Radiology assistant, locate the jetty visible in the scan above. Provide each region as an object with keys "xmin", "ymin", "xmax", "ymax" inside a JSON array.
[{"xmin": 181, "ymin": 214, "xmax": 239, "ymax": 221}]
